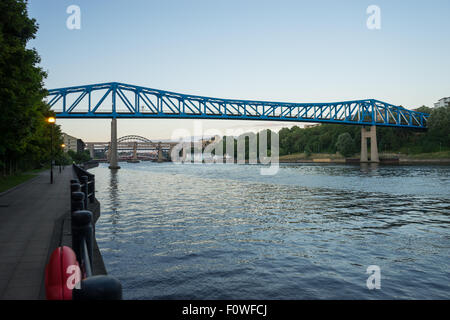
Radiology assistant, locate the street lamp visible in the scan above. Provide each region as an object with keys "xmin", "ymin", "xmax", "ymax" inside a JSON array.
[
  {"xmin": 60, "ymin": 143, "xmax": 66, "ymax": 172},
  {"xmin": 47, "ymin": 116, "xmax": 56, "ymax": 183}
]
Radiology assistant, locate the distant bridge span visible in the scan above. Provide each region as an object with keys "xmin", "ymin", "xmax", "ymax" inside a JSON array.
[
  {"xmin": 86, "ymin": 135, "xmax": 178, "ymax": 162},
  {"xmin": 47, "ymin": 82, "xmax": 428, "ymax": 129},
  {"xmin": 117, "ymin": 135, "xmax": 152, "ymax": 144}
]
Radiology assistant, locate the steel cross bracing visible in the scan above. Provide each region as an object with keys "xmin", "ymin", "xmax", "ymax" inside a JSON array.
[{"xmin": 47, "ymin": 82, "xmax": 428, "ymax": 129}]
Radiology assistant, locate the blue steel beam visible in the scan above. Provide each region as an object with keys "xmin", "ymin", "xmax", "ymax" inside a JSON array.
[{"xmin": 47, "ymin": 82, "xmax": 429, "ymax": 129}]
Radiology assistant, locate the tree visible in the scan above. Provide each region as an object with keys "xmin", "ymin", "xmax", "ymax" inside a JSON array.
[
  {"xmin": 67, "ymin": 150, "xmax": 91, "ymax": 164},
  {"xmin": 335, "ymin": 132, "xmax": 355, "ymax": 157},
  {"xmin": 0, "ymin": 0, "xmax": 58, "ymax": 175},
  {"xmin": 415, "ymin": 105, "xmax": 432, "ymax": 114},
  {"xmin": 304, "ymin": 144, "xmax": 312, "ymax": 157},
  {"xmin": 427, "ymin": 104, "xmax": 450, "ymax": 150}
]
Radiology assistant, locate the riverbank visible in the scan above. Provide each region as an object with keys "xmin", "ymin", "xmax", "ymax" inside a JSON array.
[{"xmin": 279, "ymin": 151, "xmax": 450, "ymax": 164}]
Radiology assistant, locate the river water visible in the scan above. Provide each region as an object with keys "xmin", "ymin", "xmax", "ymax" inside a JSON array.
[{"xmin": 90, "ymin": 162, "xmax": 450, "ymax": 299}]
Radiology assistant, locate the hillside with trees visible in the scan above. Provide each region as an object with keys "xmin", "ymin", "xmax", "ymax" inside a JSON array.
[
  {"xmin": 215, "ymin": 104, "xmax": 449, "ymax": 160},
  {"xmin": 277, "ymin": 104, "xmax": 449, "ymax": 158}
]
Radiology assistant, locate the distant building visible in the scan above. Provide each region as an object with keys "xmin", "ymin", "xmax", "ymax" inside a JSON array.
[
  {"xmin": 76, "ymin": 139, "xmax": 85, "ymax": 154},
  {"xmin": 304, "ymin": 123, "xmax": 320, "ymax": 129},
  {"xmin": 434, "ymin": 97, "xmax": 450, "ymax": 108},
  {"xmin": 62, "ymin": 133, "xmax": 85, "ymax": 153},
  {"xmin": 62, "ymin": 133, "xmax": 77, "ymax": 152}
]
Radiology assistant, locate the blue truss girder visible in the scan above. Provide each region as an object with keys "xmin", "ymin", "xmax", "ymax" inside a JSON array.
[{"xmin": 47, "ymin": 82, "xmax": 429, "ymax": 129}]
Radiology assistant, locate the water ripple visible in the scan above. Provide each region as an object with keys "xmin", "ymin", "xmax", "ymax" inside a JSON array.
[{"xmin": 92, "ymin": 162, "xmax": 450, "ymax": 299}]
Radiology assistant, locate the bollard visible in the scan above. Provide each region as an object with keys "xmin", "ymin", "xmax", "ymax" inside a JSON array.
[
  {"xmin": 72, "ymin": 275, "xmax": 122, "ymax": 300},
  {"xmin": 71, "ymin": 210, "xmax": 94, "ymax": 275},
  {"xmin": 71, "ymin": 189, "xmax": 95, "ymax": 233},
  {"xmin": 70, "ymin": 182, "xmax": 81, "ymax": 194},
  {"xmin": 89, "ymin": 176, "xmax": 95, "ymax": 203},
  {"xmin": 80, "ymin": 176, "xmax": 89, "ymax": 209},
  {"xmin": 71, "ymin": 191, "xmax": 85, "ymax": 214}
]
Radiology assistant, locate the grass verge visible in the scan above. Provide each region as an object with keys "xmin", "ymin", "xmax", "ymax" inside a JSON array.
[
  {"xmin": 402, "ymin": 150, "xmax": 450, "ymax": 159},
  {"xmin": 279, "ymin": 152, "xmax": 345, "ymax": 161},
  {"xmin": 279, "ymin": 151, "xmax": 450, "ymax": 162},
  {"xmin": 0, "ymin": 173, "xmax": 37, "ymax": 193}
]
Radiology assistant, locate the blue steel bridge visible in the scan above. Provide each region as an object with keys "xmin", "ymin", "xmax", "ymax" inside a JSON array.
[
  {"xmin": 48, "ymin": 82, "xmax": 428, "ymax": 128},
  {"xmin": 47, "ymin": 82, "xmax": 429, "ymax": 167}
]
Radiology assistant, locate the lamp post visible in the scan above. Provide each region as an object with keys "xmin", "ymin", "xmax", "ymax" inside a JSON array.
[
  {"xmin": 60, "ymin": 143, "xmax": 66, "ymax": 173},
  {"xmin": 47, "ymin": 116, "xmax": 56, "ymax": 184}
]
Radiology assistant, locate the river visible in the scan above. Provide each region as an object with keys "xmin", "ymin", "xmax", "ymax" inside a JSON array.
[{"xmin": 90, "ymin": 162, "xmax": 450, "ymax": 299}]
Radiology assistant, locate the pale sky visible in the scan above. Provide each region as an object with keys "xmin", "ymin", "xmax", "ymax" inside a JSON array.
[{"xmin": 28, "ymin": 0, "xmax": 450, "ymax": 142}]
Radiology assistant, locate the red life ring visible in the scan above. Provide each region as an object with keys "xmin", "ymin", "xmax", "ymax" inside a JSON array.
[{"xmin": 45, "ymin": 246, "xmax": 80, "ymax": 300}]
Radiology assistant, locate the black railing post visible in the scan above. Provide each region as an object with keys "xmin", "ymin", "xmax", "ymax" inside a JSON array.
[
  {"xmin": 70, "ymin": 182, "xmax": 80, "ymax": 194},
  {"xmin": 72, "ymin": 275, "xmax": 122, "ymax": 300},
  {"xmin": 70, "ymin": 163, "xmax": 123, "ymax": 300},
  {"xmin": 71, "ymin": 191, "xmax": 85, "ymax": 213},
  {"xmin": 71, "ymin": 210, "xmax": 93, "ymax": 273},
  {"xmin": 80, "ymin": 175, "xmax": 89, "ymax": 209}
]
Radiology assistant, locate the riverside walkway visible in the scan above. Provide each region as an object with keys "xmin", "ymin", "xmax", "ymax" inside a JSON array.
[{"xmin": 0, "ymin": 167, "xmax": 71, "ymax": 299}]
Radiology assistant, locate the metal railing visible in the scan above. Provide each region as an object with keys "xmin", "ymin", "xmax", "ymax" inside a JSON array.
[
  {"xmin": 73, "ymin": 164, "xmax": 96, "ymax": 209},
  {"xmin": 70, "ymin": 164, "xmax": 122, "ymax": 299}
]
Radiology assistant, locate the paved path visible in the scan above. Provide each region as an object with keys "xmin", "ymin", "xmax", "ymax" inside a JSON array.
[{"xmin": 0, "ymin": 167, "xmax": 71, "ymax": 300}]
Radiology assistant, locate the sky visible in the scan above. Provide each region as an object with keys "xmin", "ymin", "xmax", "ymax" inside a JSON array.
[{"xmin": 27, "ymin": 0, "xmax": 450, "ymax": 142}]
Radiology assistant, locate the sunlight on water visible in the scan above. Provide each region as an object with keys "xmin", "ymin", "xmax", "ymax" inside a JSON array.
[{"xmin": 91, "ymin": 162, "xmax": 450, "ymax": 299}]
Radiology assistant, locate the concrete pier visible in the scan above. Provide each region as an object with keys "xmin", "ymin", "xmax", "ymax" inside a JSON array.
[
  {"xmin": 132, "ymin": 142, "xmax": 138, "ymax": 161},
  {"xmin": 107, "ymin": 142, "xmax": 111, "ymax": 162},
  {"xmin": 108, "ymin": 118, "xmax": 120, "ymax": 169},
  {"xmin": 157, "ymin": 142, "xmax": 163, "ymax": 162},
  {"xmin": 360, "ymin": 125, "xmax": 379, "ymax": 163},
  {"xmin": 88, "ymin": 144, "xmax": 95, "ymax": 159}
]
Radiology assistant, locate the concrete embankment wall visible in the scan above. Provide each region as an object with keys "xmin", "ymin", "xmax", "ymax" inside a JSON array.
[{"xmin": 279, "ymin": 158, "xmax": 450, "ymax": 165}]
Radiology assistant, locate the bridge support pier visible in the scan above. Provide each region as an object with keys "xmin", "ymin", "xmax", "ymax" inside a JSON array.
[
  {"xmin": 106, "ymin": 143, "xmax": 111, "ymax": 162},
  {"xmin": 157, "ymin": 142, "xmax": 163, "ymax": 163},
  {"xmin": 109, "ymin": 118, "xmax": 121, "ymax": 169},
  {"xmin": 181, "ymin": 145, "xmax": 186, "ymax": 163},
  {"xmin": 360, "ymin": 125, "xmax": 379, "ymax": 163},
  {"xmin": 88, "ymin": 144, "xmax": 95, "ymax": 159},
  {"xmin": 168, "ymin": 145, "xmax": 174, "ymax": 161},
  {"xmin": 132, "ymin": 142, "xmax": 138, "ymax": 161}
]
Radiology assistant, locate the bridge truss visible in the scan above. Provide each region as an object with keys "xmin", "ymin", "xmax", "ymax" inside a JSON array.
[{"xmin": 47, "ymin": 82, "xmax": 428, "ymax": 129}]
